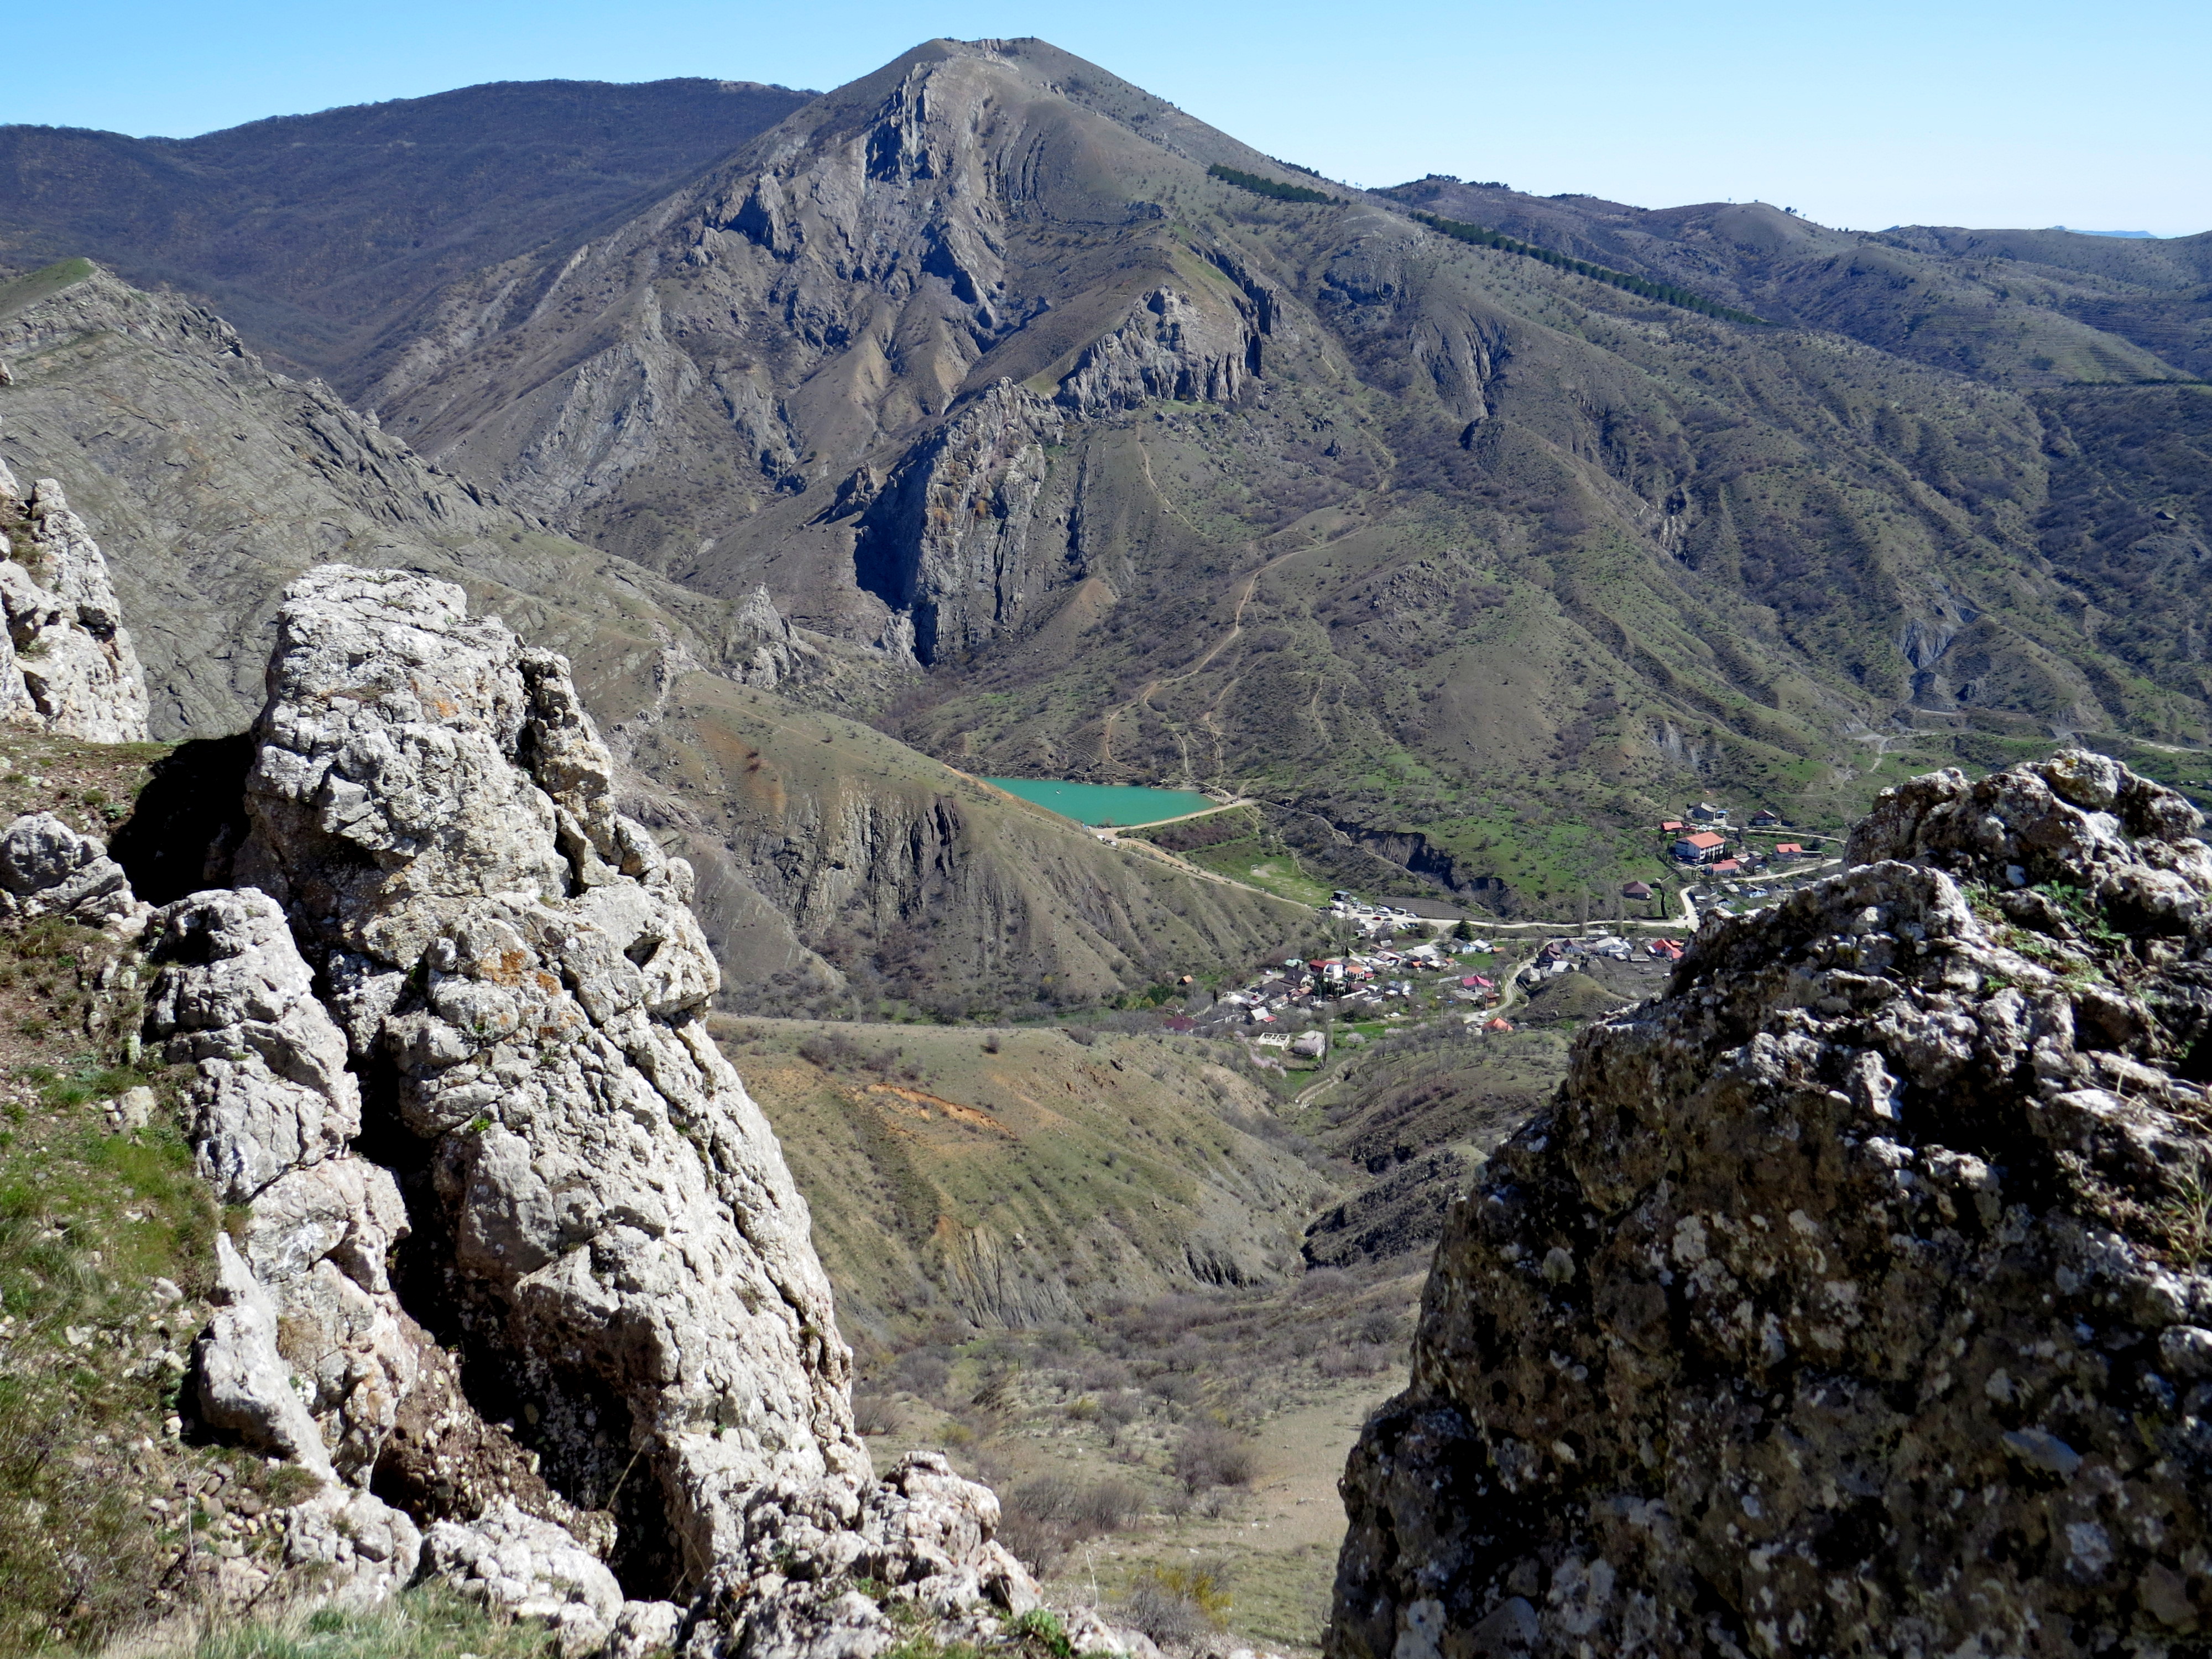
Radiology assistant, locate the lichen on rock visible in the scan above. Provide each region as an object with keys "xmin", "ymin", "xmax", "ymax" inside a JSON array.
[{"xmin": 1331, "ymin": 750, "xmax": 2212, "ymax": 1657}]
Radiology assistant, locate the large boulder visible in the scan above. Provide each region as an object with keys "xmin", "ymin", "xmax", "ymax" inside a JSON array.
[
  {"xmin": 232, "ymin": 564, "xmax": 868, "ymax": 1591},
  {"xmin": 0, "ymin": 810, "xmax": 143, "ymax": 928},
  {"xmin": 1332, "ymin": 752, "xmax": 2212, "ymax": 1656}
]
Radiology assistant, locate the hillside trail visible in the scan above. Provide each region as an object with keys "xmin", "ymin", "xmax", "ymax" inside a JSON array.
[{"xmin": 1098, "ymin": 539, "xmax": 1316, "ymax": 776}]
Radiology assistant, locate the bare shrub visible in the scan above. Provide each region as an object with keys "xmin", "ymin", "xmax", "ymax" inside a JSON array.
[
  {"xmin": 999, "ymin": 1474, "xmax": 1146, "ymax": 1575},
  {"xmin": 1145, "ymin": 1371, "xmax": 1203, "ymax": 1405},
  {"xmin": 1173, "ymin": 1422, "xmax": 1256, "ymax": 1493},
  {"xmin": 1079, "ymin": 1355, "xmax": 1134, "ymax": 1391},
  {"xmin": 852, "ymin": 1389, "xmax": 902, "ymax": 1436},
  {"xmin": 1317, "ymin": 1342, "xmax": 1391, "ymax": 1378},
  {"xmin": 998, "ymin": 1503, "xmax": 1071, "ymax": 1577},
  {"xmin": 797, "ymin": 1030, "xmax": 862, "ymax": 1069},
  {"xmin": 1099, "ymin": 1389, "xmax": 1144, "ymax": 1443},
  {"xmin": 1121, "ymin": 1561, "xmax": 1233, "ymax": 1645},
  {"xmin": 1357, "ymin": 1306, "xmax": 1404, "ymax": 1346},
  {"xmin": 894, "ymin": 1349, "xmax": 952, "ymax": 1400},
  {"xmin": 1295, "ymin": 1266, "xmax": 1355, "ymax": 1300},
  {"xmin": 1162, "ymin": 1335, "xmax": 1212, "ymax": 1373}
]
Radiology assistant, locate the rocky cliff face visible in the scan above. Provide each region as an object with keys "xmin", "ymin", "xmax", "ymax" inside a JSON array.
[
  {"xmin": 3, "ymin": 564, "xmax": 1150, "ymax": 1656},
  {"xmin": 217, "ymin": 565, "xmax": 872, "ymax": 1599},
  {"xmin": 0, "ymin": 461, "xmax": 148, "ymax": 742},
  {"xmin": 1333, "ymin": 750, "xmax": 2212, "ymax": 1656}
]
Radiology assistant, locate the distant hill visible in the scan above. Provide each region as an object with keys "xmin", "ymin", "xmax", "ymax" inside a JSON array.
[
  {"xmin": 0, "ymin": 77, "xmax": 813, "ymax": 387},
  {"xmin": 1382, "ymin": 176, "xmax": 2212, "ymax": 380}
]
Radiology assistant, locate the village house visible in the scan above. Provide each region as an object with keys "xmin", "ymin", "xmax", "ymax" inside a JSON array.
[
  {"xmin": 1772, "ymin": 842, "xmax": 1806, "ymax": 860},
  {"xmin": 1647, "ymin": 938, "xmax": 1685, "ymax": 961},
  {"xmin": 1750, "ymin": 807, "xmax": 1783, "ymax": 827},
  {"xmin": 1673, "ymin": 830, "xmax": 1728, "ymax": 863},
  {"xmin": 1690, "ymin": 802, "xmax": 1730, "ymax": 823},
  {"xmin": 1621, "ymin": 879, "xmax": 1653, "ymax": 901}
]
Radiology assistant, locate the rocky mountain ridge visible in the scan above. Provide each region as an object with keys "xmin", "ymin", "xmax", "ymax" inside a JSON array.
[
  {"xmin": 0, "ymin": 257, "xmax": 1316, "ymax": 1016},
  {"xmin": 0, "ymin": 77, "xmax": 816, "ymax": 389},
  {"xmin": 265, "ymin": 37, "xmax": 2209, "ymax": 912},
  {"xmin": 1379, "ymin": 179, "xmax": 2212, "ymax": 385},
  {"xmin": 8, "ymin": 563, "xmax": 1151, "ymax": 1657},
  {"xmin": 1333, "ymin": 749, "xmax": 2212, "ymax": 1655},
  {"xmin": 7, "ymin": 42, "xmax": 2211, "ymax": 919}
]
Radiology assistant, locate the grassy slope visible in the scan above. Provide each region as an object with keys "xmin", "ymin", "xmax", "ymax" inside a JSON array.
[
  {"xmin": 717, "ymin": 1016, "xmax": 1339, "ymax": 1342},
  {"xmin": 633, "ymin": 676, "xmax": 1327, "ymax": 1018},
  {"xmin": 0, "ymin": 732, "xmax": 312, "ymax": 1654}
]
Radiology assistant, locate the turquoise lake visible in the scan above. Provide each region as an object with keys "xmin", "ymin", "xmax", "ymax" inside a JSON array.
[{"xmin": 985, "ymin": 779, "xmax": 1215, "ymax": 827}]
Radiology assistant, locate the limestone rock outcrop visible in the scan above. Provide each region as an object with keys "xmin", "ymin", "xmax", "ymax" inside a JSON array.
[
  {"xmin": 230, "ymin": 565, "xmax": 868, "ymax": 1589},
  {"xmin": 1052, "ymin": 286, "xmax": 1260, "ymax": 418},
  {"xmin": 1332, "ymin": 751, "xmax": 2212, "ymax": 1657},
  {"xmin": 6, "ymin": 557, "xmax": 1106, "ymax": 1651},
  {"xmin": 0, "ymin": 462, "xmax": 150, "ymax": 742},
  {"xmin": 0, "ymin": 809, "xmax": 145, "ymax": 928},
  {"xmin": 119, "ymin": 562, "xmax": 1065, "ymax": 1653},
  {"xmin": 850, "ymin": 380, "xmax": 1065, "ymax": 664}
]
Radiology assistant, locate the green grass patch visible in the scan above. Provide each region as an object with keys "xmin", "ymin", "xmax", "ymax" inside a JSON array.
[
  {"xmin": 192, "ymin": 1583, "xmax": 557, "ymax": 1659},
  {"xmin": 0, "ymin": 258, "xmax": 97, "ymax": 327},
  {"xmin": 1175, "ymin": 837, "xmax": 1334, "ymax": 906}
]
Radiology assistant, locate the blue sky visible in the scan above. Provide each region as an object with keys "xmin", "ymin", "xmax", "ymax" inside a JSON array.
[{"xmin": 8, "ymin": 0, "xmax": 2205, "ymax": 237}]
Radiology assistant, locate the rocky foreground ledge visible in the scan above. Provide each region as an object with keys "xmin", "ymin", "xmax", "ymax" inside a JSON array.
[
  {"xmin": 1333, "ymin": 750, "xmax": 2212, "ymax": 1657},
  {"xmin": 4, "ymin": 565, "xmax": 1147, "ymax": 1658}
]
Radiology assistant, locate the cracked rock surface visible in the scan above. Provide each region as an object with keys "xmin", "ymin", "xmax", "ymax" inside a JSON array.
[
  {"xmin": 113, "ymin": 562, "xmax": 1072, "ymax": 1653},
  {"xmin": 0, "ymin": 808, "xmax": 145, "ymax": 929},
  {"xmin": 0, "ymin": 461, "xmax": 149, "ymax": 743},
  {"xmin": 10, "ymin": 559, "xmax": 1105, "ymax": 1652},
  {"xmin": 1332, "ymin": 751, "xmax": 2212, "ymax": 1658},
  {"xmin": 230, "ymin": 564, "xmax": 868, "ymax": 1593}
]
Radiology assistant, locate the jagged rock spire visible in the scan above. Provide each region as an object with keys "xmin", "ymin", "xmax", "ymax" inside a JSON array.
[
  {"xmin": 0, "ymin": 463, "xmax": 150, "ymax": 742},
  {"xmin": 117, "ymin": 565, "xmax": 1110, "ymax": 1656}
]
